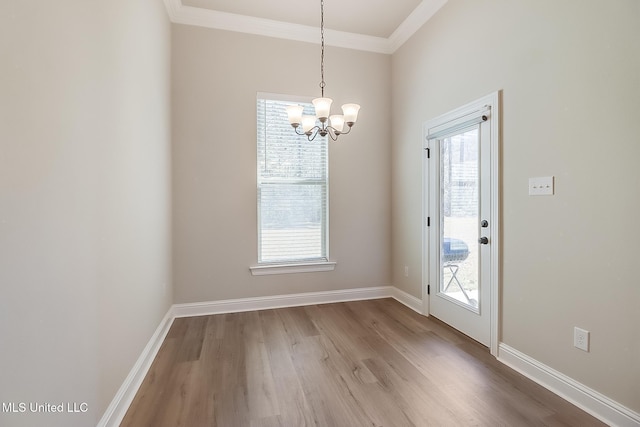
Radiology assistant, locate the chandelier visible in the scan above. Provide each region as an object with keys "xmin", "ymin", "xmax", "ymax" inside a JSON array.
[{"xmin": 286, "ymin": 0, "xmax": 360, "ymax": 141}]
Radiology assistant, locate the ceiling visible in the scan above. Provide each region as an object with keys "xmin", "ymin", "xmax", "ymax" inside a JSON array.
[{"xmin": 163, "ymin": 0, "xmax": 449, "ymax": 54}]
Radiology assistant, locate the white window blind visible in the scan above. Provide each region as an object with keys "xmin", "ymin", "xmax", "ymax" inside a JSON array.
[{"xmin": 257, "ymin": 96, "xmax": 328, "ymax": 264}]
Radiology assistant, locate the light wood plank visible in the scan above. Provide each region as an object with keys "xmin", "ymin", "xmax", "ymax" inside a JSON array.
[
  {"xmin": 258, "ymin": 309, "xmax": 315, "ymax": 426},
  {"xmin": 244, "ymin": 310, "xmax": 279, "ymax": 420},
  {"xmin": 121, "ymin": 299, "xmax": 606, "ymax": 427}
]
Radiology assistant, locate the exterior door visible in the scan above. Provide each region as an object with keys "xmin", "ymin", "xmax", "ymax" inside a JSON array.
[{"xmin": 423, "ymin": 93, "xmax": 499, "ymax": 352}]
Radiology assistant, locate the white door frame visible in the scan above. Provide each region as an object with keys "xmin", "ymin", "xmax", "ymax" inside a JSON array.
[{"xmin": 422, "ymin": 91, "xmax": 501, "ymax": 356}]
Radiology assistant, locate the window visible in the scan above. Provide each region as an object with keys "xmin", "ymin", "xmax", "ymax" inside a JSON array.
[{"xmin": 252, "ymin": 94, "xmax": 335, "ymax": 275}]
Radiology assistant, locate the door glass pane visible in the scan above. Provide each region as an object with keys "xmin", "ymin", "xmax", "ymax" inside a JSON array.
[{"xmin": 440, "ymin": 128, "xmax": 479, "ymax": 310}]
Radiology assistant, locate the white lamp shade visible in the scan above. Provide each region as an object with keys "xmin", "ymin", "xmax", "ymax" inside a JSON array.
[
  {"xmin": 342, "ymin": 103, "xmax": 360, "ymax": 124},
  {"xmin": 312, "ymin": 97, "xmax": 333, "ymax": 120},
  {"xmin": 302, "ymin": 115, "xmax": 317, "ymax": 133},
  {"xmin": 329, "ymin": 115, "xmax": 345, "ymax": 133},
  {"xmin": 286, "ymin": 105, "xmax": 304, "ymax": 125}
]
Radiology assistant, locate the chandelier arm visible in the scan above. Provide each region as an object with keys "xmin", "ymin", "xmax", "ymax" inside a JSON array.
[
  {"xmin": 325, "ymin": 124, "xmax": 352, "ymax": 136},
  {"xmin": 307, "ymin": 126, "xmax": 321, "ymax": 141},
  {"xmin": 326, "ymin": 127, "xmax": 339, "ymax": 141},
  {"xmin": 293, "ymin": 126, "xmax": 307, "ymax": 136},
  {"xmin": 339, "ymin": 125, "xmax": 352, "ymax": 135}
]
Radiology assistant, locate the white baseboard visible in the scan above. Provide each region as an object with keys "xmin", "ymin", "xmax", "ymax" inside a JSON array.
[
  {"xmin": 102, "ymin": 289, "xmax": 639, "ymax": 427},
  {"xmin": 172, "ymin": 285, "xmax": 396, "ymax": 318},
  {"xmin": 390, "ymin": 286, "xmax": 424, "ymax": 314},
  {"xmin": 100, "ymin": 286, "xmax": 402, "ymax": 424},
  {"xmin": 97, "ymin": 309, "xmax": 174, "ymax": 427},
  {"xmin": 498, "ymin": 343, "xmax": 640, "ymax": 427}
]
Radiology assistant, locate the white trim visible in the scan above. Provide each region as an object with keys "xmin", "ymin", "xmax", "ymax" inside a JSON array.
[
  {"xmin": 163, "ymin": 0, "xmax": 448, "ymax": 54},
  {"xmin": 422, "ymin": 91, "xmax": 501, "ymax": 356},
  {"xmin": 172, "ymin": 286, "xmax": 392, "ymax": 318},
  {"xmin": 250, "ymin": 261, "xmax": 337, "ymax": 276},
  {"xmin": 100, "ymin": 287, "xmax": 398, "ymax": 425},
  {"xmin": 387, "ymin": 0, "xmax": 449, "ymax": 53},
  {"xmin": 426, "ymin": 106, "xmax": 491, "ymax": 140},
  {"xmin": 257, "ymin": 92, "xmax": 313, "ymax": 104},
  {"xmin": 99, "ymin": 289, "xmax": 639, "ymax": 427},
  {"xmin": 97, "ymin": 309, "xmax": 174, "ymax": 427},
  {"xmin": 498, "ymin": 343, "xmax": 640, "ymax": 427},
  {"xmin": 390, "ymin": 287, "xmax": 424, "ymax": 314},
  {"xmin": 488, "ymin": 92, "xmax": 501, "ymax": 357}
]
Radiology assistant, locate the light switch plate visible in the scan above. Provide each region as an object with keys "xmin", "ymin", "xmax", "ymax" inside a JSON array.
[{"xmin": 529, "ymin": 176, "xmax": 554, "ymax": 196}]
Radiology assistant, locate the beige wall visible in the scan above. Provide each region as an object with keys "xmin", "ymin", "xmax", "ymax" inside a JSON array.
[
  {"xmin": 392, "ymin": 0, "xmax": 640, "ymax": 411},
  {"xmin": 171, "ymin": 25, "xmax": 392, "ymax": 303},
  {"xmin": 3, "ymin": 0, "xmax": 638, "ymax": 422},
  {"xmin": 0, "ymin": 0, "xmax": 172, "ymax": 425}
]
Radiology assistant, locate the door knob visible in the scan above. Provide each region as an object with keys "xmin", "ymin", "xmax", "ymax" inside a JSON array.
[{"xmin": 478, "ymin": 237, "xmax": 489, "ymax": 244}]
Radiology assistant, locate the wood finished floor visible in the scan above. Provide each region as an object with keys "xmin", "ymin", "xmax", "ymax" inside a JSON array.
[{"xmin": 121, "ymin": 298, "xmax": 605, "ymax": 426}]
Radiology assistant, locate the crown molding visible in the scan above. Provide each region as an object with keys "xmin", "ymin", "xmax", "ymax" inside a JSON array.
[
  {"xmin": 163, "ymin": 0, "xmax": 447, "ymax": 54},
  {"xmin": 388, "ymin": 0, "xmax": 448, "ymax": 52}
]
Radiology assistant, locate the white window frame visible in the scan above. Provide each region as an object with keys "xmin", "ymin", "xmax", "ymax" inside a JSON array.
[{"xmin": 250, "ymin": 92, "xmax": 336, "ymax": 276}]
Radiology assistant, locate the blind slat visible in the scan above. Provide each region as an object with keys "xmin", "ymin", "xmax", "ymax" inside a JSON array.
[{"xmin": 257, "ymin": 97, "xmax": 329, "ymax": 263}]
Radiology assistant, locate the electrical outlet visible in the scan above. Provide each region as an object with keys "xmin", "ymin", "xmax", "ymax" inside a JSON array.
[
  {"xmin": 574, "ymin": 327, "xmax": 590, "ymax": 352},
  {"xmin": 404, "ymin": 266, "xmax": 409, "ymax": 277}
]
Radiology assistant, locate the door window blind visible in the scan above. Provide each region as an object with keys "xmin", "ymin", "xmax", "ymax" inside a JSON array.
[{"xmin": 257, "ymin": 96, "xmax": 328, "ymax": 264}]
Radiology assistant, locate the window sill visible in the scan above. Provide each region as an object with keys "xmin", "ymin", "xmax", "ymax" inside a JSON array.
[{"xmin": 250, "ymin": 261, "xmax": 337, "ymax": 276}]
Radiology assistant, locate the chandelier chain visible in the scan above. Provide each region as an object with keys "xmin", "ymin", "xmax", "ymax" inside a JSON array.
[
  {"xmin": 320, "ymin": 0, "xmax": 325, "ymax": 97},
  {"xmin": 285, "ymin": 0, "xmax": 359, "ymax": 141}
]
